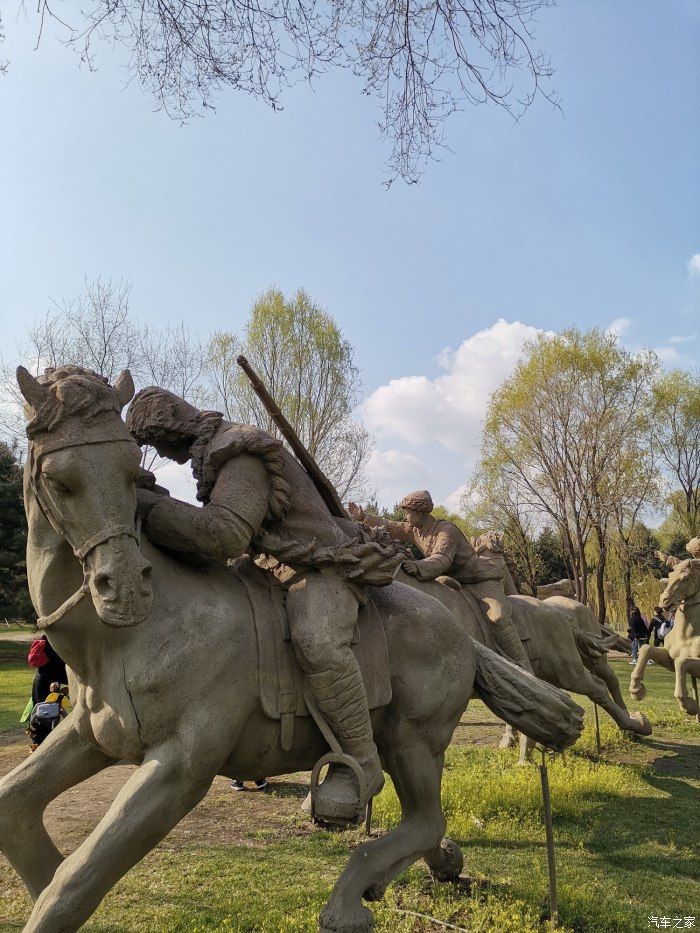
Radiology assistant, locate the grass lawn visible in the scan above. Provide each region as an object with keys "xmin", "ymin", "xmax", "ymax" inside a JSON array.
[
  {"xmin": 0, "ymin": 647, "xmax": 33, "ymax": 734},
  {"xmin": 0, "ymin": 658, "xmax": 697, "ymax": 931}
]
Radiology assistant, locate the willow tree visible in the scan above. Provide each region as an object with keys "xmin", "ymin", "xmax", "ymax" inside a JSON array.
[
  {"xmin": 480, "ymin": 328, "xmax": 658, "ymax": 620},
  {"xmin": 652, "ymin": 369, "xmax": 700, "ymax": 540},
  {"xmin": 205, "ymin": 287, "xmax": 371, "ymax": 499}
]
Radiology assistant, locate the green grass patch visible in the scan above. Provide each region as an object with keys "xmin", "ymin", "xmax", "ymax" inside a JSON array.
[
  {"xmin": 0, "ymin": 658, "xmax": 697, "ymax": 931},
  {"xmin": 0, "ymin": 661, "xmax": 33, "ymax": 733}
]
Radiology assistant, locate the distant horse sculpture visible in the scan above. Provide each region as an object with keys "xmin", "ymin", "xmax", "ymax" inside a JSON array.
[
  {"xmin": 395, "ymin": 571, "xmax": 650, "ymax": 761},
  {"xmin": 0, "ymin": 366, "xmax": 584, "ymax": 933},
  {"xmin": 630, "ymin": 559, "xmax": 700, "ymax": 718}
]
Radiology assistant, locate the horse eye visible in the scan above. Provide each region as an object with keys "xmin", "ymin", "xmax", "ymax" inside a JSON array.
[{"xmin": 45, "ymin": 475, "xmax": 71, "ymax": 495}]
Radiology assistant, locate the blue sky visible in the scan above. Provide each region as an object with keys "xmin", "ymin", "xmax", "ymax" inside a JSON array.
[{"xmin": 1, "ymin": 0, "xmax": 698, "ymax": 507}]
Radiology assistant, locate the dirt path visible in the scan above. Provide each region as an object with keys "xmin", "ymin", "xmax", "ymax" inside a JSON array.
[
  {"xmin": 0, "ymin": 632, "xmax": 34, "ymax": 645},
  {"xmin": 0, "ymin": 733, "xmax": 314, "ymax": 856}
]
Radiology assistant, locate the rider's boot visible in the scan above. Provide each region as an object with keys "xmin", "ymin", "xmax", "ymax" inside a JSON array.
[
  {"xmin": 304, "ymin": 658, "xmax": 384, "ymax": 824},
  {"xmin": 491, "ymin": 617, "xmax": 534, "ymax": 673}
]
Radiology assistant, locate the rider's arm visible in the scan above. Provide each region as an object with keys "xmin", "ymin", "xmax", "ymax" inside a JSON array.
[
  {"xmin": 656, "ymin": 549, "xmax": 680, "ymax": 568},
  {"xmin": 365, "ymin": 516, "xmax": 413, "ymax": 544},
  {"xmin": 144, "ymin": 455, "xmax": 270, "ymax": 563},
  {"xmin": 410, "ymin": 530, "xmax": 457, "ymax": 581}
]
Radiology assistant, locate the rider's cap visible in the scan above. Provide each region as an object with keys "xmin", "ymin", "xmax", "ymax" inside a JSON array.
[{"xmin": 399, "ymin": 490, "xmax": 434, "ymax": 513}]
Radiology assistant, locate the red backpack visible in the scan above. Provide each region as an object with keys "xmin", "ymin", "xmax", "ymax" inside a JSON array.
[{"xmin": 27, "ymin": 638, "xmax": 48, "ymax": 669}]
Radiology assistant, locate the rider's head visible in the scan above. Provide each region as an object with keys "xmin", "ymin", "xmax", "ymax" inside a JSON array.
[
  {"xmin": 126, "ymin": 388, "xmax": 202, "ymax": 463},
  {"xmin": 687, "ymin": 537, "xmax": 700, "ymax": 558},
  {"xmin": 399, "ymin": 490, "xmax": 434, "ymax": 529}
]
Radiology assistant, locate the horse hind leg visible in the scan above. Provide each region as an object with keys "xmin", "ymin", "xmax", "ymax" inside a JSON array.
[
  {"xmin": 674, "ymin": 656, "xmax": 700, "ymax": 716},
  {"xmin": 499, "ymin": 722, "xmax": 518, "ymax": 749},
  {"xmin": 319, "ymin": 736, "xmax": 455, "ymax": 932},
  {"xmin": 596, "ymin": 658, "xmax": 628, "ymax": 712},
  {"xmin": 569, "ymin": 666, "xmax": 651, "ymax": 736}
]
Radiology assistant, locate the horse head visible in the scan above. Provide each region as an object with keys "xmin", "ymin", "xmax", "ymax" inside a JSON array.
[
  {"xmin": 659, "ymin": 558, "xmax": 700, "ymax": 612},
  {"xmin": 17, "ymin": 365, "xmax": 153, "ymax": 628}
]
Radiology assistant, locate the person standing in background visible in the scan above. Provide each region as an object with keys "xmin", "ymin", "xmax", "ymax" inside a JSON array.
[{"xmin": 27, "ymin": 634, "xmax": 67, "ymax": 704}]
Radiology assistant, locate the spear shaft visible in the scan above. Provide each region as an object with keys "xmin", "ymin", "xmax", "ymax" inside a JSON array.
[{"xmin": 236, "ymin": 355, "xmax": 348, "ymax": 519}]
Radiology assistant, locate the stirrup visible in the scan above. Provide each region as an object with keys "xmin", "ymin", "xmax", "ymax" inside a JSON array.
[{"xmin": 309, "ymin": 751, "xmax": 368, "ymax": 826}]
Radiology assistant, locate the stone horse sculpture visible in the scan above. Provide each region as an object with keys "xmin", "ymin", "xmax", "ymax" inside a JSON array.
[
  {"xmin": 0, "ymin": 366, "xmax": 584, "ymax": 933},
  {"xmin": 630, "ymin": 559, "xmax": 700, "ymax": 718},
  {"xmin": 394, "ymin": 570, "xmax": 651, "ymax": 761}
]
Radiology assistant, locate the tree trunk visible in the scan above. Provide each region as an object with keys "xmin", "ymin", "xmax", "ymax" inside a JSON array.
[{"xmin": 593, "ymin": 524, "xmax": 607, "ymax": 624}]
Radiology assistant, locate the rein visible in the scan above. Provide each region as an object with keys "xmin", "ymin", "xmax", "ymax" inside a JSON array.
[{"xmin": 29, "ymin": 432, "xmax": 141, "ymax": 630}]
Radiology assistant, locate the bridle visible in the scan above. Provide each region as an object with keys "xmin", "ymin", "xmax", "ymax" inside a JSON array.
[{"xmin": 29, "ymin": 428, "xmax": 142, "ymax": 630}]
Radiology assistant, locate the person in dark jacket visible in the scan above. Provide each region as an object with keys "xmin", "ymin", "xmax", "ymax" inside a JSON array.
[
  {"xmin": 627, "ymin": 605, "xmax": 649, "ymax": 664},
  {"xmin": 27, "ymin": 634, "xmax": 67, "ymax": 704},
  {"xmin": 648, "ymin": 607, "xmax": 667, "ymax": 647}
]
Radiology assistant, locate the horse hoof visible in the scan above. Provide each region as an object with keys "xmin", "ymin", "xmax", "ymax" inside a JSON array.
[
  {"xmin": 428, "ymin": 838, "xmax": 464, "ymax": 882},
  {"xmin": 629, "ymin": 711, "xmax": 652, "ymax": 735},
  {"xmin": 319, "ymin": 902, "xmax": 374, "ymax": 932},
  {"xmin": 677, "ymin": 695, "xmax": 699, "ymax": 717},
  {"xmin": 629, "ymin": 683, "xmax": 646, "ymax": 701}
]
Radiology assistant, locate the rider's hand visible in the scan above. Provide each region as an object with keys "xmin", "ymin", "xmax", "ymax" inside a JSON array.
[
  {"xmin": 403, "ymin": 560, "xmax": 419, "ymax": 576},
  {"xmin": 348, "ymin": 502, "xmax": 366, "ymax": 523},
  {"xmin": 136, "ymin": 488, "xmax": 162, "ymax": 520}
]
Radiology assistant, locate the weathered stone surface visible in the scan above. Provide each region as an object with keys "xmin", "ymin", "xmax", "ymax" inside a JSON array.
[{"xmin": 0, "ymin": 368, "xmax": 584, "ymax": 932}]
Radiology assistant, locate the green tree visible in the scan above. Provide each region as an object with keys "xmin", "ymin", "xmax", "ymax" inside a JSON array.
[
  {"xmin": 652, "ymin": 369, "xmax": 700, "ymax": 539},
  {"xmin": 534, "ymin": 527, "xmax": 568, "ymax": 586},
  {"xmin": 205, "ymin": 288, "xmax": 371, "ymax": 500},
  {"xmin": 0, "ymin": 443, "xmax": 33, "ymax": 621},
  {"xmin": 480, "ymin": 328, "xmax": 658, "ymax": 619}
]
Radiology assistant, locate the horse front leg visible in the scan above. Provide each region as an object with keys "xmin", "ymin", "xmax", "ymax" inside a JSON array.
[
  {"xmin": 23, "ymin": 737, "xmax": 219, "ymax": 933},
  {"xmin": 630, "ymin": 644, "xmax": 673, "ymax": 700},
  {"xmin": 0, "ymin": 720, "xmax": 111, "ymax": 900},
  {"xmin": 674, "ymin": 656, "xmax": 700, "ymax": 716}
]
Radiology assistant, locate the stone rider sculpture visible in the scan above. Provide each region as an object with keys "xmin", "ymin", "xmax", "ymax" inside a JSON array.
[
  {"xmin": 126, "ymin": 387, "xmax": 403, "ymax": 824},
  {"xmin": 349, "ymin": 492, "xmax": 533, "ymax": 672}
]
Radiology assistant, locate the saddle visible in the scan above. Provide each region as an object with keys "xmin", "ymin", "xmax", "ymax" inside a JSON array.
[{"xmin": 231, "ymin": 558, "xmax": 392, "ymax": 751}]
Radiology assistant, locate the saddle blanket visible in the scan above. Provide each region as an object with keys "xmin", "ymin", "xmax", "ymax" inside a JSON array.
[{"xmin": 232, "ymin": 559, "xmax": 392, "ymax": 749}]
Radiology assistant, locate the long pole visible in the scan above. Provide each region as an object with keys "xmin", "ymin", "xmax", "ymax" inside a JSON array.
[
  {"xmin": 692, "ymin": 676, "xmax": 700, "ymax": 725},
  {"xmin": 236, "ymin": 355, "xmax": 347, "ymax": 518},
  {"xmin": 539, "ymin": 750, "xmax": 559, "ymax": 927},
  {"xmin": 593, "ymin": 703, "xmax": 601, "ymax": 757}
]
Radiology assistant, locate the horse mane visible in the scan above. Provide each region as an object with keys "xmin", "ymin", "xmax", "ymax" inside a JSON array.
[{"xmin": 25, "ymin": 366, "xmax": 122, "ymax": 439}]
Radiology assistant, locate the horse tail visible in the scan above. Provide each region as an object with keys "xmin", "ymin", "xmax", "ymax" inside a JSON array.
[
  {"xmin": 472, "ymin": 641, "xmax": 584, "ymax": 752},
  {"xmin": 572, "ymin": 627, "xmax": 619, "ymax": 664}
]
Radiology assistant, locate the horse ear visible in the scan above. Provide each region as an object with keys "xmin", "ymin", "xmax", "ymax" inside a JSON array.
[
  {"xmin": 114, "ymin": 370, "xmax": 135, "ymax": 408},
  {"xmin": 16, "ymin": 366, "xmax": 48, "ymax": 410}
]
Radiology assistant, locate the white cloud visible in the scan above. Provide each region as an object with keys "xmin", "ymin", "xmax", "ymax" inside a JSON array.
[
  {"xmin": 442, "ymin": 484, "xmax": 470, "ymax": 513},
  {"xmin": 687, "ymin": 253, "xmax": 700, "ymax": 278},
  {"xmin": 667, "ymin": 333, "xmax": 696, "ymax": 345},
  {"xmin": 364, "ymin": 449, "xmax": 435, "ymax": 508},
  {"xmin": 606, "ymin": 317, "xmax": 632, "ymax": 339},
  {"xmin": 654, "ymin": 346, "xmax": 683, "ymax": 365},
  {"xmin": 363, "ymin": 319, "xmax": 544, "ymax": 457}
]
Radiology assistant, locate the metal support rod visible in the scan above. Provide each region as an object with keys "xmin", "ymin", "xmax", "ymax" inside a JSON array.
[
  {"xmin": 593, "ymin": 703, "xmax": 601, "ymax": 757},
  {"xmin": 539, "ymin": 750, "xmax": 559, "ymax": 927},
  {"xmin": 365, "ymin": 798, "xmax": 373, "ymax": 836}
]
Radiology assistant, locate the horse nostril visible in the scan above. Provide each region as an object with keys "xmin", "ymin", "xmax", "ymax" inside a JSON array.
[
  {"xmin": 93, "ymin": 572, "xmax": 117, "ymax": 602},
  {"xmin": 139, "ymin": 563, "xmax": 153, "ymax": 595}
]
